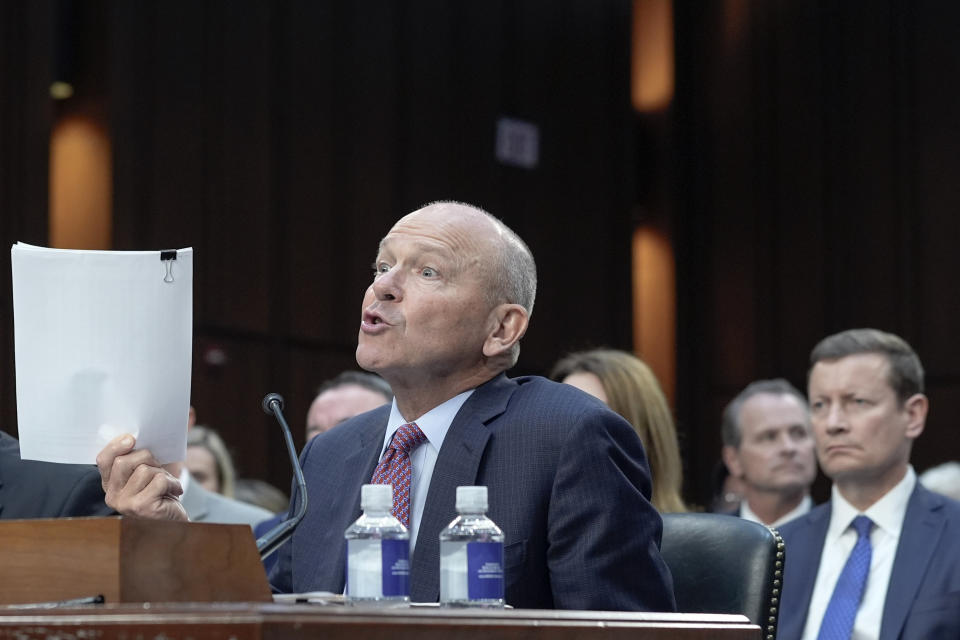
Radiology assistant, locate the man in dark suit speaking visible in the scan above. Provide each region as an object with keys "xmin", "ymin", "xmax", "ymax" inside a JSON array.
[{"xmin": 97, "ymin": 201, "xmax": 676, "ymax": 611}]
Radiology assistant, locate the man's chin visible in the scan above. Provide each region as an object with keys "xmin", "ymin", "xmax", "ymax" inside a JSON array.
[
  {"xmin": 355, "ymin": 348, "xmax": 391, "ymax": 376},
  {"xmin": 355, "ymin": 352, "xmax": 373, "ymax": 371},
  {"xmin": 759, "ymin": 479, "xmax": 812, "ymax": 494},
  {"xmin": 355, "ymin": 345, "xmax": 377, "ymax": 370}
]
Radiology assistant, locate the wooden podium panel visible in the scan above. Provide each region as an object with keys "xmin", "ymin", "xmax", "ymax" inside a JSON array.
[
  {"xmin": 0, "ymin": 516, "xmax": 759, "ymax": 639},
  {"xmin": 0, "ymin": 603, "xmax": 760, "ymax": 640},
  {"xmin": 0, "ymin": 517, "xmax": 271, "ymax": 604}
]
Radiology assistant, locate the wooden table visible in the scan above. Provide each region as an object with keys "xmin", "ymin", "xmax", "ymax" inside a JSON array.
[{"xmin": 0, "ymin": 602, "xmax": 759, "ymax": 640}]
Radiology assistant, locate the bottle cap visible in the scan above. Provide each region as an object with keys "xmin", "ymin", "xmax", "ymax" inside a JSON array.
[
  {"xmin": 456, "ymin": 485, "xmax": 488, "ymax": 513},
  {"xmin": 361, "ymin": 483, "xmax": 393, "ymax": 512}
]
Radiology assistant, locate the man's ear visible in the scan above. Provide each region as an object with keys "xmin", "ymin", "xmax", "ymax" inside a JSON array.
[
  {"xmin": 721, "ymin": 445, "xmax": 743, "ymax": 478},
  {"xmin": 903, "ymin": 393, "xmax": 928, "ymax": 440},
  {"xmin": 482, "ymin": 303, "xmax": 529, "ymax": 358}
]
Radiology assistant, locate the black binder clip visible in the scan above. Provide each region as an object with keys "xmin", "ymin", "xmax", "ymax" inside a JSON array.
[{"xmin": 160, "ymin": 250, "xmax": 177, "ymax": 283}]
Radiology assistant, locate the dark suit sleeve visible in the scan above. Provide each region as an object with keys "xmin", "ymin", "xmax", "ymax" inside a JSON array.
[
  {"xmin": 269, "ymin": 534, "xmax": 294, "ymax": 593},
  {"xmin": 268, "ymin": 505, "xmax": 297, "ymax": 593},
  {"xmin": 268, "ymin": 433, "xmax": 324, "ymax": 594},
  {"xmin": 58, "ymin": 466, "xmax": 114, "ymax": 517},
  {"xmin": 546, "ymin": 407, "xmax": 677, "ymax": 612}
]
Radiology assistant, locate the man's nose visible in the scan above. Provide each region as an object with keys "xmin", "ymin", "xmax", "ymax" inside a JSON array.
[
  {"xmin": 779, "ymin": 433, "xmax": 798, "ymax": 455},
  {"xmin": 823, "ymin": 403, "xmax": 847, "ymax": 435},
  {"xmin": 372, "ymin": 268, "xmax": 402, "ymax": 301}
]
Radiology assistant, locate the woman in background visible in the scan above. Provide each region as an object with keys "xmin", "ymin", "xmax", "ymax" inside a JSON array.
[
  {"xmin": 186, "ymin": 425, "xmax": 237, "ymax": 497},
  {"xmin": 551, "ymin": 348, "xmax": 687, "ymax": 513}
]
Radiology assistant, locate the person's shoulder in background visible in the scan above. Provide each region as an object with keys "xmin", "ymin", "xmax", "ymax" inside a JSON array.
[
  {"xmin": 0, "ymin": 430, "xmax": 113, "ymax": 519},
  {"xmin": 181, "ymin": 475, "xmax": 273, "ymax": 526}
]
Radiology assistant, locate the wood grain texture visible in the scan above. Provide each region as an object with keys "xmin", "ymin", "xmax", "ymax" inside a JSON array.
[
  {"xmin": 0, "ymin": 518, "xmax": 270, "ymax": 605},
  {"xmin": 0, "ymin": 604, "xmax": 760, "ymax": 640}
]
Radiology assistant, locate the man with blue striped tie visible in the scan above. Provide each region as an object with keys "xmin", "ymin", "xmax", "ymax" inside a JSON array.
[{"xmin": 778, "ymin": 329, "xmax": 960, "ymax": 640}]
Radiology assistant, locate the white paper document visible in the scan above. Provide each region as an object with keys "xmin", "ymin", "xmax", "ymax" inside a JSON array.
[{"xmin": 11, "ymin": 243, "xmax": 193, "ymax": 464}]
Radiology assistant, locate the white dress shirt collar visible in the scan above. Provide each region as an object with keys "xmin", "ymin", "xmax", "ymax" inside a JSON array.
[
  {"xmin": 380, "ymin": 388, "xmax": 475, "ymax": 458},
  {"xmin": 826, "ymin": 465, "xmax": 916, "ymax": 543}
]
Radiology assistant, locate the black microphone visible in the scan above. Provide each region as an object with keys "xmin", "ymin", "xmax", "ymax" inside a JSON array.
[{"xmin": 256, "ymin": 393, "xmax": 309, "ymax": 559}]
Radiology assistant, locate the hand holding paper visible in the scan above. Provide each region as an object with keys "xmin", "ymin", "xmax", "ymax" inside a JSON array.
[{"xmin": 96, "ymin": 434, "xmax": 188, "ymax": 520}]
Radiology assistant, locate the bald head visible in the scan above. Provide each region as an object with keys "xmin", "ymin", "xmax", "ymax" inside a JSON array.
[
  {"xmin": 407, "ymin": 201, "xmax": 537, "ymax": 317},
  {"xmin": 359, "ymin": 200, "xmax": 536, "ymax": 398},
  {"xmin": 400, "ymin": 202, "xmax": 536, "ymax": 369}
]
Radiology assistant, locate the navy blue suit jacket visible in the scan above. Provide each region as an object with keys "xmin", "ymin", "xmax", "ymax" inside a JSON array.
[
  {"xmin": 255, "ymin": 512, "xmax": 284, "ymax": 575},
  {"xmin": 778, "ymin": 483, "xmax": 960, "ymax": 640},
  {"xmin": 271, "ymin": 374, "xmax": 676, "ymax": 611},
  {"xmin": 0, "ymin": 430, "xmax": 113, "ymax": 519}
]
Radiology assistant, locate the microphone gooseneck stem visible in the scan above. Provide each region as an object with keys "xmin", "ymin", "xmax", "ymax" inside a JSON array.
[{"xmin": 256, "ymin": 394, "xmax": 309, "ymax": 560}]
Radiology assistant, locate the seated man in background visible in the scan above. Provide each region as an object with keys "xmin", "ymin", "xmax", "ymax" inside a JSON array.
[
  {"xmin": 97, "ymin": 201, "xmax": 675, "ymax": 611},
  {"xmin": 255, "ymin": 370, "xmax": 392, "ymax": 571},
  {"xmin": 0, "ymin": 429, "xmax": 113, "ymax": 519},
  {"xmin": 720, "ymin": 378, "xmax": 817, "ymax": 527},
  {"xmin": 778, "ymin": 328, "xmax": 960, "ymax": 640},
  {"xmin": 305, "ymin": 371, "xmax": 392, "ymax": 441}
]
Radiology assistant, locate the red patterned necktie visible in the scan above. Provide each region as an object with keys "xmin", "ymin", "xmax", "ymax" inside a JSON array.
[{"xmin": 370, "ymin": 422, "xmax": 428, "ymax": 528}]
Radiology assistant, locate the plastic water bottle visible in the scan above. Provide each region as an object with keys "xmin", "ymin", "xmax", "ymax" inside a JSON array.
[
  {"xmin": 439, "ymin": 485, "xmax": 505, "ymax": 607},
  {"xmin": 344, "ymin": 484, "xmax": 410, "ymax": 605}
]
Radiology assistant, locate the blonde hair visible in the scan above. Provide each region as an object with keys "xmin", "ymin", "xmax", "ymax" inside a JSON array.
[
  {"xmin": 187, "ymin": 425, "xmax": 237, "ymax": 497},
  {"xmin": 551, "ymin": 349, "xmax": 687, "ymax": 513}
]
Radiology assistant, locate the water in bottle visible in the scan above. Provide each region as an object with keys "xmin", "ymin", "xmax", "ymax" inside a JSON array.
[
  {"xmin": 344, "ymin": 483, "xmax": 410, "ymax": 605},
  {"xmin": 439, "ymin": 485, "xmax": 505, "ymax": 607}
]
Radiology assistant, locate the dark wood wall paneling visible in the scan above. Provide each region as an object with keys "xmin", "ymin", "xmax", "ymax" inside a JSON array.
[
  {"xmin": 673, "ymin": 1, "xmax": 960, "ymax": 504},
  {"xmin": 0, "ymin": 1, "xmax": 53, "ymax": 441},
  {"xmin": 106, "ymin": 1, "xmax": 636, "ymax": 493},
  {"xmin": 5, "ymin": 2, "xmax": 960, "ymax": 510}
]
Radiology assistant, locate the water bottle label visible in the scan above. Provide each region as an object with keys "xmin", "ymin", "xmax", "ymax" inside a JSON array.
[
  {"xmin": 467, "ymin": 541, "xmax": 504, "ymax": 600},
  {"xmin": 380, "ymin": 538, "xmax": 410, "ymax": 597},
  {"xmin": 346, "ymin": 538, "xmax": 410, "ymax": 598}
]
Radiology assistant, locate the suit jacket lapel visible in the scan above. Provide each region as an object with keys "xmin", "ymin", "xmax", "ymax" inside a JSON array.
[
  {"xmin": 335, "ymin": 417, "xmax": 383, "ymax": 523},
  {"xmin": 782, "ymin": 505, "xmax": 831, "ymax": 640},
  {"xmin": 879, "ymin": 486, "xmax": 945, "ymax": 640},
  {"xmin": 409, "ymin": 374, "xmax": 514, "ymax": 602}
]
